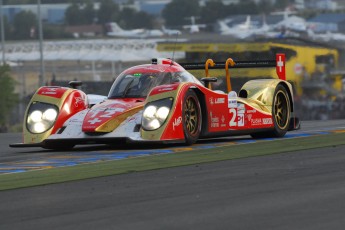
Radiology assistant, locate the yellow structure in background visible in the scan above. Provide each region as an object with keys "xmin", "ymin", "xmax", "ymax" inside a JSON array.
[{"xmin": 157, "ymin": 41, "xmax": 340, "ymax": 95}]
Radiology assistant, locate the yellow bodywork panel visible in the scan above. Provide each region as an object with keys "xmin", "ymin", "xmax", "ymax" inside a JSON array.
[{"xmin": 95, "ymin": 106, "xmax": 143, "ymax": 132}]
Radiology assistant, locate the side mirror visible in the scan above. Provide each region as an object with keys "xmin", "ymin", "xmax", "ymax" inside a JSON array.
[
  {"xmin": 201, "ymin": 77, "xmax": 217, "ymax": 89},
  {"xmin": 68, "ymin": 81, "xmax": 83, "ymax": 89}
]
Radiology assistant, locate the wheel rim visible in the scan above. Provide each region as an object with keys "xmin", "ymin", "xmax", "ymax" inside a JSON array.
[
  {"xmin": 274, "ymin": 90, "xmax": 289, "ymax": 129},
  {"xmin": 184, "ymin": 96, "xmax": 199, "ymax": 135}
]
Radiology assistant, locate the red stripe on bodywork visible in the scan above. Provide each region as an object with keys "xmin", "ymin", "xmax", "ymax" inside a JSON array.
[
  {"xmin": 149, "ymin": 83, "xmax": 179, "ymax": 96},
  {"xmin": 37, "ymin": 87, "xmax": 67, "ymax": 99}
]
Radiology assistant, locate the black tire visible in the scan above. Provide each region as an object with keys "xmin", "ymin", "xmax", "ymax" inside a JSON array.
[
  {"xmin": 182, "ymin": 90, "xmax": 202, "ymax": 145},
  {"xmin": 251, "ymin": 84, "xmax": 291, "ymax": 138}
]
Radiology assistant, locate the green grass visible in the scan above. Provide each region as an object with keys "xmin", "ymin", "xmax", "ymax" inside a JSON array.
[{"xmin": 1, "ymin": 132, "xmax": 345, "ymax": 191}]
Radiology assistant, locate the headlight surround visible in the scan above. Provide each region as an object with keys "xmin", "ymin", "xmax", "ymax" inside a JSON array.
[
  {"xmin": 142, "ymin": 98, "xmax": 173, "ymax": 131},
  {"xmin": 26, "ymin": 102, "xmax": 59, "ymax": 134}
]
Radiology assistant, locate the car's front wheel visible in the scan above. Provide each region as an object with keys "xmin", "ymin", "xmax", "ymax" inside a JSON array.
[{"xmin": 182, "ymin": 90, "xmax": 202, "ymax": 145}]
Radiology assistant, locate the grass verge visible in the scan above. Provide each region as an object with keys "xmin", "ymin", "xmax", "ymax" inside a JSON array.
[{"xmin": 1, "ymin": 132, "xmax": 345, "ymax": 191}]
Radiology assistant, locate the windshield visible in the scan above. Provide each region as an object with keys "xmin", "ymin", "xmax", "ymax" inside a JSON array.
[{"xmin": 108, "ymin": 69, "xmax": 202, "ymax": 99}]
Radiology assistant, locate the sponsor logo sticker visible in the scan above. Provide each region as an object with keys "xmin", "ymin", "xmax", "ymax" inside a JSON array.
[
  {"xmin": 209, "ymin": 97, "xmax": 214, "ymax": 105},
  {"xmin": 228, "ymin": 99, "xmax": 237, "ymax": 108},
  {"xmin": 173, "ymin": 116, "xmax": 182, "ymax": 130},
  {"xmin": 210, "ymin": 112, "xmax": 220, "ymax": 128},
  {"xmin": 237, "ymin": 103, "xmax": 245, "ymax": 114},
  {"xmin": 74, "ymin": 96, "xmax": 85, "ymax": 107},
  {"xmin": 228, "ymin": 91, "xmax": 237, "ymax": 108},
  {"xmin": 215, "ymin": 98, "xmax": 225, "ymax": 104},
  {"xmin": 158, "ymin": 87, "xmax": 174, "ymax": 92},
  {"xmin": 263, "ymin": 118, "xmax": 273, "ymax": 125},
  {"xmin": 251, "ymin": 118, "xmax": 262, "ymax": 125},
  {"xmin": 41, "ymin": 88, "xmax": 58, "ymax": 95}
]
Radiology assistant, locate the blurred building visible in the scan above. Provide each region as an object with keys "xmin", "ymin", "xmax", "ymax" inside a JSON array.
[
  {"xmin": 305, "ymin": 0, "xmax": 344, "ymax": 10},
  {"xmin": 308, "ymin": 14, "xmax": 345, "ymax": 33}
]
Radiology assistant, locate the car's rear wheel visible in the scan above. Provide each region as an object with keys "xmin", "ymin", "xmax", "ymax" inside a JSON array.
[
  {"xmin": 182, "ymin": 90, "xmax": 202, "ymax": 145},
  {"xmin": 251, "ymin": 84, "xmax": 291, "ymax": 138}
]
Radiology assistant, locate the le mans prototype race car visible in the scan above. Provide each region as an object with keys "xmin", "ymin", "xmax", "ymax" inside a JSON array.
[{"xmin": 11, "ymin": 53, "xmax": 300, "ymax": 150}]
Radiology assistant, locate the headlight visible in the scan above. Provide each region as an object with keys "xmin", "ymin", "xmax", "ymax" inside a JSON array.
[
  {"xmin": 42, "ymin": 108, "xmax": 58, "ymax": 121},
  {"xmin": 26, "ymin": 102, "xmax": 59, "ymax": 134},
  {"xmin": 143, "ymin": 105, "xmax": 157, "ymax": 119},
  {"xmin": 142, "ymin": 98, "xmax": 173, "ymax": 131}
]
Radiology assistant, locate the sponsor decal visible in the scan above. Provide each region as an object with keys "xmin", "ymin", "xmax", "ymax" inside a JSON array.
[
  {"xmin": 221, "ymin": 115, "xmax": 226, "ymax": 127},
  {"xmin": 210, "ymin": 97, "xmax": 225, "ymax": 105},
  {"xmin": 38, "ymin": 87, "xmax": 66, "ymax": 98},
  {"xmin": 251, "ymin": 118, "xmax": 262, "ymax": 125},
  {"xmin": 247, "ymin": 109, "xmax": 256, "ymax": 113},
  {"xmin": 158, "ymin": 87, "xmax": 174, "ymax": 92},
  {"xmin": 247, "ymin": 114, "xmax": 253, "ymax": 121},
  {"xmin": 127, "ymin": 116, "xmax": 136, "ymax": 122},
  {"xmin": 150, "ymin": 84, "xmax": 178, "ymax": 96},
  {"xmin": 215, "ymin": 98, "xmax": 225, "ymax": 104},
  {"xmin": 74, "ymin": 96, "xmax": 85, "ymax": 107},
  {"xmin": 228, "ymin": 99, "xmax": 237, "ymax": 108},
  {"xmin": 228, "ymin": 91, "xmax": 237, "ymax": 108},
  {"xmin": 237, "ymin": 103, "xmax": 245, "ymax": 114},
  {"xmin": 210, "ymin": 112, "xmax": 219, "ymax": 128},
  {"xmin": 173, "ymin": 116, "xmax": 182, "ymax": 130},
  {"xmin": 209, "ymin": 97, "xmax": 214, "ymax": 105},
  {"xmin": 68, "ymin": 116, "xmax": 83, "ymax": 124},
  {"xmin": 41, "ymin": 88, "xmax": 58, "ymax": 95},
  {"xmin": 263, "ymin": 118, "xmax": 273, "ymax": 125}
]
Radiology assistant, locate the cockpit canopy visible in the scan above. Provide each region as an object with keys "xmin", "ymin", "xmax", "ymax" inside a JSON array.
[{"xmin": 108, "ymin": 65, "xmax": 202, "ymax": 99}]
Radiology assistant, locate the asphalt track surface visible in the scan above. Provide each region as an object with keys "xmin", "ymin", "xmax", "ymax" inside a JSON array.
[{"xmin": 1, "ymin": 120, "xmax": 345, "ymax": 229}]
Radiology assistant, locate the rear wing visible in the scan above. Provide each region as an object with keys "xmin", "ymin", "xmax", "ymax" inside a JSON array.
[{"xmin": 180, "ymin": 53, "xmax": 286, "ymax": 81}]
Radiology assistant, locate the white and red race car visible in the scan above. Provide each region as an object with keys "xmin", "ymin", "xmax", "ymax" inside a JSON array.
[{"xmin": 11, "ymin": 53, "xmax": 300, "ymax": 150}]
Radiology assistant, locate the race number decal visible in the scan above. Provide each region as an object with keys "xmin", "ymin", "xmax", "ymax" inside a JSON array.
[
  {"xmin": 229, "ymin": 103, "xmax": 245, "ymax": 127},
  {"xmin": 238, "ymin": 113, "xmax": 244, "ymax": 126},
  {"xmin": 229, "ymin": 108, "xmax": 236, "ymax": 127},
  {"xmin": 237, "ymin": 103, "xmax": 245, "ymax": 127}
]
